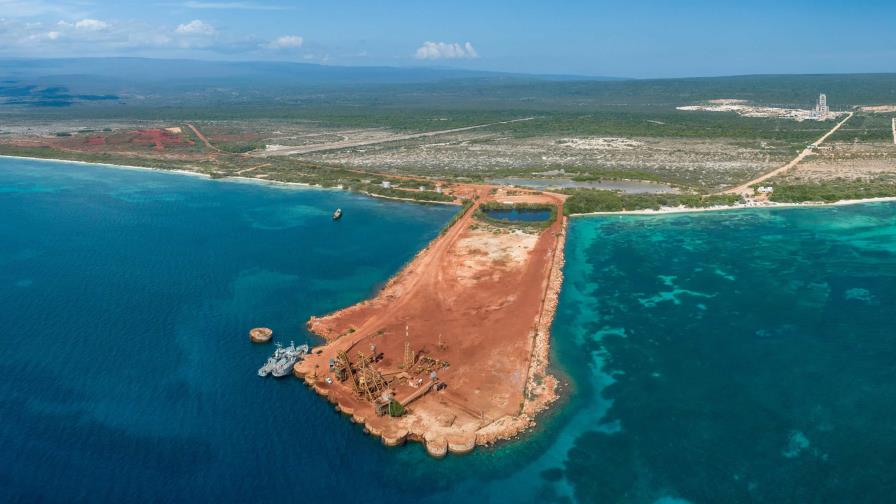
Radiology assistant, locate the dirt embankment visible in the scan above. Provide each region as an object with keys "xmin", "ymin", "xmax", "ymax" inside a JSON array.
[{"xmin": 294, "ymin": 185, "xmax": 567, "ymax": 456}]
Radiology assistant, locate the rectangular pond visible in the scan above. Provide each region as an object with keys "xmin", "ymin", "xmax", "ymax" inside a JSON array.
[{"xmin": 482, "ymin": 208, "xmax": 553, "ymax": 222}]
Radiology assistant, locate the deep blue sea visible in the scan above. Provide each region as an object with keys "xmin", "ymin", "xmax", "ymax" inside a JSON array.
[{"xmin": 2, "ymin": 157, "xmax": 895, "ymax": 503}]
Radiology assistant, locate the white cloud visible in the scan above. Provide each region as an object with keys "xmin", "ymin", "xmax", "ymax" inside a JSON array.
[
  {"xmin": 74, "ymin": 19, "xmax": 108, "ymax": 31},
  {"xmin": 175, "ymin": 19, "xmax": 216, "ymax": 36},
  {"xmin": 0, "ymin": 15, "xmax": 289, "ymax": 58},
  {"xmin": 414, "ymin": 41, "xmax": 478, "ymax": 60},
  {"xmin": 265, "ymin": 34, "xmax": 303, "ymax": 49}
]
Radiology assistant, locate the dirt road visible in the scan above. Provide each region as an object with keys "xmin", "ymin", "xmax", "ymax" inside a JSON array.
[
  {"xmin": 186, "ymin": 123, "xmax": 221, "ymax": 153},
  {"xmin": 235, "ymin": 163, "xmax": 270, "ymax": 175},
  {"xmin": 258, "ymin": 117, "xmax": 535, "ymax": 157},
  {"xmin": 722, "ymin": 112, "xmax": 854, "ymax": 194}
]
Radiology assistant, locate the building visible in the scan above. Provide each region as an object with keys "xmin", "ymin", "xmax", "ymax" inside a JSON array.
[
  {"xmin": 756, "ymin": 186, "xmax": 774, "ymax": 194},
  {"xmin": 381, "ymin": 180, "xmax": 392, "ymax": 189},
  {"xmin": 815, "ymin": 94, "xmax": 829, "ymax": 120}
]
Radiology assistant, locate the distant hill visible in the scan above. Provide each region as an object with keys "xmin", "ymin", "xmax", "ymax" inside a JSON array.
[
  {"xmin": 0, "ymin": 57, "xmax": 619, "ymax": 89},
  {"xmin": 0, "ymin": 57, "xmax": 626, "ymax": 107},
  {"xmin": 0, "ymin": 58, "xmax": 893, "ymax": 113}
]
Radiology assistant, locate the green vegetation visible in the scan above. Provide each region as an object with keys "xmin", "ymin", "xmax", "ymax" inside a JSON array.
[
  {"xmin": 360, "ymin": 184, "xmax": 454, "ymax": 203},
  {"xmin": 8, "ymin": 69, "xmax": 896, "ymax": 117},
  {"xmin": 828, "ymin": 113, "xmax": 896, "ymax": 142},
  {"xmin": 768, "ymin": 180, "xmax": 896, "ymax": 203},
  {"xmin": 216, "ymin": 142, "xmax": 264, "ymax": 154},
  {"xmin": 487, "ymin": 111, "xmax": 829, "ymax": 143},
  {"xmin": 562, "ymin": 189, "xmax": 743, "ymax": 214},
  {"xmin": 388, "ymin": 400, "xmax": 405, "ymax": 417},
  {"xmin": 0, "ymin": 144, "xmax": 205, "ymax": 172},
  {"xmin": 569, "ymin": 170, "xmax": 670, "ymax": 183},
  {"xmin": 4, "ymin": 69, "xmax": 894, "ymax": 210},
  {"xmin": 0, "ymin": 143, "xmax": 457, "ymax": 204}
]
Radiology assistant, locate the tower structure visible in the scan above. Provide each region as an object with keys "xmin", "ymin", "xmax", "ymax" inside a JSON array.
[
  {"xmin": 402, "ymin": 341, "xmax": 415, "ymax": 369},
  {"xmin": 816, "ymin": 94, "xmax": 829, "ymax": 120}
]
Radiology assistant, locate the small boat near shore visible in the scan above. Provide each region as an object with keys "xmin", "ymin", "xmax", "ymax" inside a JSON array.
[
  {"xmin": 258, "ymin": 342, "xmax": 309, "ymax": 377},
  {"xmin": 333, "ymin": 208, "xmax": 342, "ymax": 220}
]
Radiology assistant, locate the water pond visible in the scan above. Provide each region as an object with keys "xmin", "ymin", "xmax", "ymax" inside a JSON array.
[{"xmin": 482, "ymin": 208, "xmax": 552, "ymax": 222}]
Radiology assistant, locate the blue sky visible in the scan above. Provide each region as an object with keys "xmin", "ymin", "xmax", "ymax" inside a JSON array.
[{"xmin": 1, "ymin": 0, "xmax": 894, "ymax": 78}]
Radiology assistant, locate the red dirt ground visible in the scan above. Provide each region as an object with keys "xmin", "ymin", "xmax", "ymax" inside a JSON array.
[
  {"xmin": 128, "ymin": 129, "xmax": 194, "ymax": 151},
  {"xmin": 5, "ymin": 128, "xmax": 197, "ymax": 154},
  {"xmin": 295, "ymin": 185, "xmax": 567, "ymax": 454}
]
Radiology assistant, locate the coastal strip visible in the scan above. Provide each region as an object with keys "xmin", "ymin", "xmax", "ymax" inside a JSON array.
[
  {"xmin": 523, "ymin": 215, "xmax": 566, "ymax": 417},
  {"xmin": 569, "ymin": 196, "xmax": 896, "ymax": 218},
  {"xmin": 0, "ymin": 154, "xmax": 212, "ymax": 180},
  {"xmin": 0, "ymin": 155, "xmax": 461, "ymax": 204}
]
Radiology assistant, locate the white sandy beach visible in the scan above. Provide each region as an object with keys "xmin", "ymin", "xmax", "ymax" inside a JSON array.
[
  {"xmin": 0, "ymin": 154, "xmax": 211, "ymax": 179},
  {"xmin": 0, "ymin": 155, "xmax": 345, "ymax": 193},
  {"xmin": 570, "ymin": 197, "xmax": 896, "ymax": 218},
  {"xmin": 4, "ymin": 154, "xmax": 894, "ymax": 216}
]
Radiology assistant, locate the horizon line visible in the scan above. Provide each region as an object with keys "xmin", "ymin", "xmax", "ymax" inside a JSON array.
[{"xmin": 2, "ymin": 55, "xmax": 896, "ymax": 82}]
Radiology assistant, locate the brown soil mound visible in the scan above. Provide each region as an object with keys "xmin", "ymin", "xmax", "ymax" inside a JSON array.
[{"xmin": 249, "ymin": 327, "xmax": 273, "ymax": 343}]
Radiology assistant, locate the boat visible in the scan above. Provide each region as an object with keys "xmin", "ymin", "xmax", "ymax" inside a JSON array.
[
  {"xmin": 257, "ymin": 343, "xmax": 285, "ymax": 377},
  {"xmin": 332, "ymin": 208, "xmax": 342, "ymax": 220},
  {"xmin": 271, "ymin": 342, "xmax": 310, "ymax": 377},
  {"xmin": 257, "ymin": 356, "xmax": 277, "ymax": 377},
  {"xmin": 259, "ymin": 341, "xmax": 310, "ymax": 378}
]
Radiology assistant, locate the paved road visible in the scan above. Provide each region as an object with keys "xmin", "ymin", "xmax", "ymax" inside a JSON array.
[
  {"xmin": 722, "ymin": 112, "xmax": 854, "ymax": 195},
  {"xmin": 257, "ymin": 117, "xmax": 535, "ymax": 157}
]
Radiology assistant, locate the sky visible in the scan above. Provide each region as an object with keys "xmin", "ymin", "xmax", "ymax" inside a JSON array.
[{"xmin": 1, "ymin": 0, "xmax": 895, "ymax": 78}]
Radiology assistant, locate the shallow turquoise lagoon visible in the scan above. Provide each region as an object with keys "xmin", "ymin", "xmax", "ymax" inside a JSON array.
[
  {"xmin": 552, "ymin": 204, "xmax": 896, "ymax": 502},
  {"xmin": 2, "ymin": 157, "xmax": 895, "ymax": 503}
]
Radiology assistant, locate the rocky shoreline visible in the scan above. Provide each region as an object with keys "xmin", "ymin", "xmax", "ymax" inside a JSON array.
[{"xmin": 296, "ymin": 195, "xmax": 568, "ymax": 457}]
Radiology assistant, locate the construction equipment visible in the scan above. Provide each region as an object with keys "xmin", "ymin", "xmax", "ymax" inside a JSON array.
[
  {"xmin": 355, "ymin": 353, "xmax": 389, "ymax": 402},
  {"xmin": 402, "ymin": 341, "xmax": 415, "ymax": 369},
  {"xmin": 409, "ymin": 354, "xmax": 449, "ymax": 376},
  {"xmin": 332, "ymin": 349, "xmax": 390, "ymax": 402},
  {"xmin": 333, "ymin": 351, "xmax": 353, "ymax": 383}
]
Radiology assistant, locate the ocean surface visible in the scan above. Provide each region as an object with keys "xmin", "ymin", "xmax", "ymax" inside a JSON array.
[{"xmin": 2, "ymin": 157, "xmax": 895, "ymax": 503}]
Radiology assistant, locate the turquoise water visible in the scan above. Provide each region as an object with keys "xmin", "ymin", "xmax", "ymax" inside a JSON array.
[
  {"xmin": 3, "ymin": 157, "xmax": 895, "ymax": 502},
  {"xmin": 550, "ymin": 205, "xmax": 896, "ymax": 502}
]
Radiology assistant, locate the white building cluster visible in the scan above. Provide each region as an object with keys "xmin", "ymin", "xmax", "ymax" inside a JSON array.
[{"xmin": 814, "ymin": 94, "xmax": 829, "ymax": 120}]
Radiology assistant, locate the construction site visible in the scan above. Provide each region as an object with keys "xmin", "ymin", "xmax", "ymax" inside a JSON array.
[
  {"xmin": 293, "ymin": 184, "xmax": 566, "ymax": 457},
  {"xmin": 678, "ymin": 94, "xmax": 844, "ymax": 122}
]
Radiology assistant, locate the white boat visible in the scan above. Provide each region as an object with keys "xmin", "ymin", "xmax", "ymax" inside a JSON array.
[
  {"xmin": 271, "ymin": 342, "xmax": 310, "ymax": 377},
  {"xmin": 258, "ymin": 343, "xmax": 286, "ymax": 377}
]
